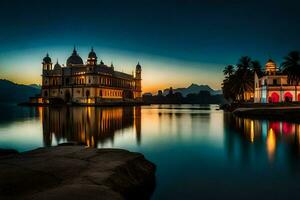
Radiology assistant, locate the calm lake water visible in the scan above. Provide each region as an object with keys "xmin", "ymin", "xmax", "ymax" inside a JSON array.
[{"xmin": 1, "ymin": 104, "xmax": 300, "ymax": 199}]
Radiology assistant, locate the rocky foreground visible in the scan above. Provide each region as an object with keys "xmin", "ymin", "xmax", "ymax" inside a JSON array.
[{"xmin": 0, "ymin": 145, "xmax": 156, "ymax": 200}]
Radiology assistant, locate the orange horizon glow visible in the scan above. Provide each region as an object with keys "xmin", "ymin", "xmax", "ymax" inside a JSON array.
[
  {"xmin": 0, "ymin": 47, "xmax": 223, "ymax": 94},
  {"xmin": 0, "ymin": 73, "xmax": 222, "ymax": 94}
]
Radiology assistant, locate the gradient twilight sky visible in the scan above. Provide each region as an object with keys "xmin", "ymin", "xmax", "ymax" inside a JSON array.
[{"xmin": 0, "ymin": 0, "xmax": 300, "ymax": 93}]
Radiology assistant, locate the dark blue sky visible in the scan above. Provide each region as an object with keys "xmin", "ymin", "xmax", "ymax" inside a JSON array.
[{"xmin": 0, "ymin": 0, "xmax": 300, "ymax": 91}]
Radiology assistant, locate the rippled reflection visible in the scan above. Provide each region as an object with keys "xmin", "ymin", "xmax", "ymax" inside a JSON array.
[
  {"xmin": 41, "ymin": 106, "xmax": 141, "ymax": 147},
  {"xmin": 3, "ymin": 105, "xmax": 300, "ymax": 199},
  {"xmin": 224, "ymin": 113, "xmax": 300, "ymax": 164}
]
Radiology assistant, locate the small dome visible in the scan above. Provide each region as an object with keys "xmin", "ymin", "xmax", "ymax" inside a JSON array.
[
  {"xmin": 136, "ymin": 62, "xmax": 141, "ymax": 71},
  {"xmin": 66, "ymin": 47, "xmax": 83, "ymax": 66},
  {"xmin": 54, "ymin": 60, "xmax": 62, "ymax": 70},
  {"xmin": 88, "ymin": 47, "xmax": 97, "ymax": 59},
  {"xmin": 100, "ymin": 60, "xmax": 104, "ymax": 65},
  {"xmin": 266, "ymin": 59, "xmax": 275, "ymax": 64},
  {"xmin": 266, "ymin": 59, "xmax": 276, "ymax": 67},
  {"xmin": 265, "ymin": 58, "xmax": 277, "ymax": 75},
  {"xmin": 43, "ymin": 53, "xmax": 52, "ymax": 64}
]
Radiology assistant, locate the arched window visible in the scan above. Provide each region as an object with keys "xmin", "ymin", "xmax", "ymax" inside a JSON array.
[
  {"xmin": 284, "ymin": 92, "xmax": 293, "ymax": 102},
  {"xmin": 86, "ymin": 90, "xmax": 90, "ymax": 97},
  {"xmin": 268, "ymin": 93, "xmax": 279, "ymax": 103}
]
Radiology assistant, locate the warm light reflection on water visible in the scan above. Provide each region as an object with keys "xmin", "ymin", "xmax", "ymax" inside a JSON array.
[
  {"xmin": 267, "ymin": 128, "xmax": 276, "ymax": 161},
  {"xmin": 1, "ymin": 104, "xmax": 300, "ymax": 199}
]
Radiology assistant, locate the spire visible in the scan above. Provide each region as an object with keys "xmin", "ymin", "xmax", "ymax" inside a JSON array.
[
  {"xmin": 100, "ymin": 60, "xmax": 104, "ymax": 65},
  {"xmin": 46, "ymin": 52, "xmax": 49, "ymax": 57},
  {"xmin": 56, "ymin": 59, "xmax": 58, "ymax": 64},
  {"xmin": 91, "ymin": 46, "xmax": 94, "ymax": 52},
  {"xmin": 72, "ymin": 45, "xmax": 78, "ymax": 56},
  {"xmin": 136, "ymin": 61, "xmax": 141, "ymax": 71},
  {"xmin": 73, "ymin": 45, "xmax": 77, "ymax": 54},
  {"xmin": 111, "ymin": 62, "xmax": 114, "ymax": 67}
]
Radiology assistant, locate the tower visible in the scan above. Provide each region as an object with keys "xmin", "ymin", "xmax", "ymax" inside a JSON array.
[
  {"xmin": 110, "ymin": 62, "xmax": 114, "ymax": 70},
  {"xmin": 41, "ymin": 53, "xmax": 52, "ymax": 101},
  {"xmin": 87, "ymin": 47, "xmax": 97, "ymax": 65},
  {"xmin": 42, "ymin": 53, "xmax": 52, "ymax": 72},
  {"xmin": 135, "ymin": 62, "xmax": 142, "ymax": 100}
]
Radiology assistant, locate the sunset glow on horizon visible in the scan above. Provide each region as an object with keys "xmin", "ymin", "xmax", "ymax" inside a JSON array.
[{"xmin": 0, "ymin": 46, "xmax": 223, "ymax": 93}]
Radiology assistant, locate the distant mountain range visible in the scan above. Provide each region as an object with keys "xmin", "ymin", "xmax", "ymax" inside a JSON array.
[
  {"xmin": 28, "ymin": 84, "xmax": 41, "ymax": 90},
  {"xmin": 0, "ymin": 79, "xmax": 221, "ymax": 103},
  {"xmin": 163, "ymin": 83, "xmax": 222, "ymax": 97},
  {"xmin": 0, "ymin": 79, "xmax": 41, "ymax": 103}
]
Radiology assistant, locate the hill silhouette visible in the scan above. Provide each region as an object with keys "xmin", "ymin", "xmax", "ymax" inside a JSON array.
[
  {"xmin": 163, "ymin": 83, "xmax": 222, "ymax": 97},
  {"xmin": 144, "ymin": 84, "xmax": 225, "ymax": 104},
  {"xmin": 0, "ymin": 79, "xmax": 40, "ymax": 103}
]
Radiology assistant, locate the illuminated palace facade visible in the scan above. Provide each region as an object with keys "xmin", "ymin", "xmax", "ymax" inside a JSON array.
[
  {"xmin": 41, "ymin": 47, "xmax": 142, "ymax": 104},
  {"xmin": 254, "ymin": 59, "xmax": 300, "ymax": 103}
]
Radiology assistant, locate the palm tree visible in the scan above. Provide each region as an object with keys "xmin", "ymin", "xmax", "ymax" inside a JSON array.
[
  {"xmin": 223, "ymin": 65, "xmax": 235, "ymax": 77},
  {"xmin": 281, "ymin": 51, "xmax": 300, "ymax": 85},
  {"xmin": 222, "ymin": 65, "xmax": 237, "ymax": 102},
  {"xmin": 222, "ymin": 56, "xmax": 255, "ymax": 102},
  {"xmin": 251, "ymin": 60, "xmax": 263, "ymax": 77},
  {"xmin": 236, "ymin": 56, "xmax": 254, "ymax": 101},
  {"xmin": 222, "ymin": 76, "xmax": 236, "ymax": 102},
  {"xmin": 237, "ymin": 56, "xmax": 252, "ymax": 72}
]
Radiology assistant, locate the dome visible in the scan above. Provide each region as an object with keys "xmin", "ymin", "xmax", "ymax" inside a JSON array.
[
  {"xmin": 265, "ymin": 58, "xmax": 277, "ymax": 75},
  {"xmin": 136, "ymin": 62, "xmax": 141, "ymax": 71},
  {"xmin": 266, "ymin": 59, "xmax": 276, "ymax": 68},
  {"xmin": 66, "ymin": 48, "xmax": 83, "ymax": 66},
  {"xmin": 43, "ymin": 53, "xmax": 52, "ymax": 64},
  {"xmin": 88, "ymin": 47, "xmax": 97, "ymax": 59},
  {"xmin": 54, "ymin": 60, "xmax": 62, "ymax": 70},
  {"xmin": 266, "ymin": 59, "xmax": 275, "ymax": 64}
]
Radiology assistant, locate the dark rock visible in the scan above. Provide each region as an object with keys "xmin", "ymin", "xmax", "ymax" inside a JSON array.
[
  {"xmin": 0, "ymin": 146, "xmax": 156, "ymax": 200},
  {"xmin": 0, "ymin": 149, "xmax": 18, "ymax": 157}
]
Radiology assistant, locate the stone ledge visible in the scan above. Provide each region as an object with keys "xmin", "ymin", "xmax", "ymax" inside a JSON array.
[{"xmin": 0, "ymin": 145, "xmax": 156, "ymax": 200}]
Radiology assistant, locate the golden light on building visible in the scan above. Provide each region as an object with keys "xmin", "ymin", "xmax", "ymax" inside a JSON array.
[
  {"xmin": 40, "ymin": 48, "xmax": 142, "ymax": 104},
  {"xmin": 265, "ymin": 59, "xmax": 277, "ymax": 75}
]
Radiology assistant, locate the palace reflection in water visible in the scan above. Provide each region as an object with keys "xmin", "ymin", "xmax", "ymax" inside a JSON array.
[
  {"xmin": 41, "ymin": 106, "xmax": 141, "ymax": 147},
  {"xmin": 3, "ymin": 104, "xmax": 300, "ymax": 199}
]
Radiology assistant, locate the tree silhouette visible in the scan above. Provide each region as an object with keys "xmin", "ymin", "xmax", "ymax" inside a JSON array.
[
  {"xmin": 251, "ymin": 60, "xmax": 263, "ymax": 77},
  {"xmin": 222, "ymin": 56, "xmax": 255, "ymax": 102},
  {"xmin": 281, "ymin": 51, "xmax": 300, "ymax": 85},
  {"xmin": 223, "ymin": 65, "xmax": 235, "ymax": 77}
]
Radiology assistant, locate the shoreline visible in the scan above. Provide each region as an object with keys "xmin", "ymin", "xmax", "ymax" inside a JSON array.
[
  {"xmin": 233, "ymin": 106, "xmax": 300, "ymax": 121},
  {"xmin": 222, "ymin": 103, "xmax": 300, "ymax": 121},
  {"xmin": 0, "ymin": 144, "xmax": 156, "ymax": 199},
  {"xmin": 18, "ymin": 101, "xmax": 150, "ymax": 107}
]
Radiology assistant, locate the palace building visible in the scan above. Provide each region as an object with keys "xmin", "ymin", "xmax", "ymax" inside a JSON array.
[
  {"xmin": 254, "ymin": 59, "xmax": 300, "ymax": 103},
  {"xmin": 41, "ymin": 47, "xmax": 142, "ymax": 104}
]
